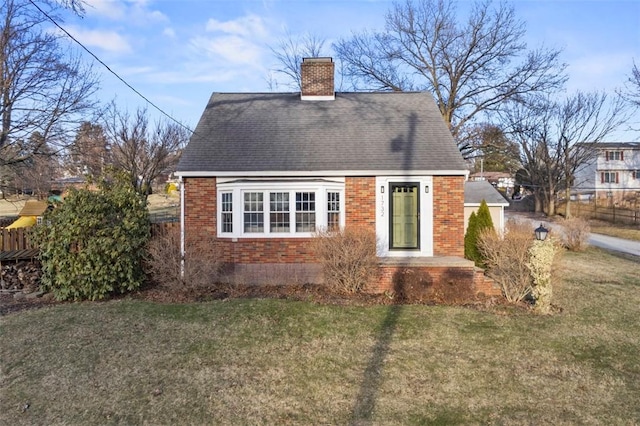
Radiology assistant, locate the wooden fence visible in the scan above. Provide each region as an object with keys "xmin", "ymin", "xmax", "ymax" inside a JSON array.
[
  {"xmin": 563, "ymin": 201, "xmax": 640, "ymax": 226},
  {"xmin": 0, "ymin": 228, "xmax": 39, "ymax": 262},
  {"xmin": 0, "ymin": 221, "xmax": 179, "ymax": 255},
  {"xmin": 1, "ymin": 227, "xmax": 34, "ymax": 251}
]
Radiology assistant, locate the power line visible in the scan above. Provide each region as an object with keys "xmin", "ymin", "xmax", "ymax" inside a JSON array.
[{"xmin": 27, "ymin": 0, "xmax": 195, "ymax": 135}]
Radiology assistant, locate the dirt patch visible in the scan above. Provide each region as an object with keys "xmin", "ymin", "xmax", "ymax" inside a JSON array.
[{"xmin": 0, "ymin": 292, "xmax": 57, "ymax": 315}]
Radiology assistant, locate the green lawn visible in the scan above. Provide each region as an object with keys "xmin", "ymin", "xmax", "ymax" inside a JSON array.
[{"xmin": 1, "ymin": 248, "xmax": 639, "ymax": 424}]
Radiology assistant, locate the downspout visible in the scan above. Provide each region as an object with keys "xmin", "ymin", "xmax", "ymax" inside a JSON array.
[{"xmin": 179, "ymin": 175, "xmax": 185, "ymax": 279}]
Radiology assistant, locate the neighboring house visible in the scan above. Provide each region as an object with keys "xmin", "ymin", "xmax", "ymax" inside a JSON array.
[
  {"xmin": 469, "ymin": 171, "xmax": 515, "ymax": 197},
  {"xmin": 464, "ymin": 181, "xmax": 510, "ymax": 234},
  {"xmin": 176, "ymin": 57, "xmax": 496, "ymax": 295},
  {"xmin": 573, "ymin": 142, "xmax": 640, "ymax": 202}
]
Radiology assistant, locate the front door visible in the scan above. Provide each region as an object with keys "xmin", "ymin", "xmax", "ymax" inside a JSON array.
[{"xmin": 390, "ymin": 183, "xmax": 419, "ymax": 249}]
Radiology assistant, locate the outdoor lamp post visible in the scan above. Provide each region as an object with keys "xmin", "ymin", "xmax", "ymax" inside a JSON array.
[{"xmin": 534, "ymin": 223, "xmax": 549, "ymax": 241}]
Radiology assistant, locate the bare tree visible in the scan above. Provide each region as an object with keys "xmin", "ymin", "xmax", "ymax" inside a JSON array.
[
  {"xmin": 334, "ymin": 0, "xmax": 567, "ymax": 156},
  {"xmin": 269, "ymin": 31, "xmax": 327, "ymax": 91},
  {"xmin": 502, "ymin": 92, "xmax": 628, "ymax": 216},
  {"xmin": 104, "ymin": 106, "xmax": 189, "ymax": 198},
  {"xmin": 0, "ymin": 0, "xmax": 98, "ymax": 173},
  {"xmin": 619, "ymin": 62, "xmax": 640, "ymax": 126}
]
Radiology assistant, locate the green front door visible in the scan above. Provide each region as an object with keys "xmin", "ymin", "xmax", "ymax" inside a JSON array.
[{"xmin": 390, "ymin": 183, "xmax": 419, "ymax": 249}]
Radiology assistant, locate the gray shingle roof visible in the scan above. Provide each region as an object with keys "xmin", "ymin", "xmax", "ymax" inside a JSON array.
[
  {"xmin": 464, "ymin": 181, "xmax": 509, "ymax": 205},
  {"xmin": 177, "ymin": 92, "xmax": 467, "ymax": 175}
]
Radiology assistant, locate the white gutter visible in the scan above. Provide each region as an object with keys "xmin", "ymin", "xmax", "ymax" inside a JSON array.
[
  {"xmin": 175, "ymin": 169, "xmax": 469, "ymax": 178},
  {"xmin": 179, "ymin": 175, "xmax": 185, "ymax": 279}
]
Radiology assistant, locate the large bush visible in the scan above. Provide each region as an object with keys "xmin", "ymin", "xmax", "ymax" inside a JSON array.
[
  {"xmin": 33, "ymin": 174, "xmax": 150, "ymax": 301},
  {"xmin": 313, "ymin": 226, "xmax": 379, "ymax": 294}
]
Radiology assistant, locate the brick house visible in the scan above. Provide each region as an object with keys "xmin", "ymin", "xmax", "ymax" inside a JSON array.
[{"xmin": 176, "ymin": 58, "xmax": 496, "ymax": 296}]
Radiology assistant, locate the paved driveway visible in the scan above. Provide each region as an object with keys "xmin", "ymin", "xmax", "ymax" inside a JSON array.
[
  {"xmin": 587, "ymin": 233, "xmax": 640, "ymax": 257},
  {"xmin": 505, "ymin": 212, "xmax": 640, "ymax": 258}
]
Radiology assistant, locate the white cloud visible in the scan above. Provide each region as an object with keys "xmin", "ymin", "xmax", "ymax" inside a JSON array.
[
  {"xmin": 163, "ymin": 27, "xmax": 176, "ymax": 38},
  {"xmin": 190, "ymin": 35, "xmax": 264, "ymax": 66},
  {"xmin": 83, "ymin": 0, "xmax": 168, "ymax": 24},
  {"xmin": 205, "ymin": 14, "xmax": 268, "ymax": 38},
  {"xmin": 83, "ymin": 0, "xmax": 126, "ymax": 19},
  {"xmin": 66, "ymin": 26, "xmax": 132, "ymax": 54}
]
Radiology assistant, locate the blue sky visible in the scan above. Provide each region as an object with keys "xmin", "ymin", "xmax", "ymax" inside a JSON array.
[{"xmin": 54, "ymin": 0, "xmax": 640, "ymax": 139}]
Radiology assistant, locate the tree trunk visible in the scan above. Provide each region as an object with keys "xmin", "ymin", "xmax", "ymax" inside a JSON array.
[
  {"xmin": 547, "ymin": 197, "xmax": 556, "ymax": 216},
  {"xmin": 534, "ymin": 193, "xmax": 543, "ymax": 213}
]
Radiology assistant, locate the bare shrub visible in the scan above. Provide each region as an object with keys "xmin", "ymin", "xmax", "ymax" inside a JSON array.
[
  {"xmin": 560, "ymin": 217, "xmax": 590, "ymax": 251},
  {"xmin": 313, "ymin": 226, "xmax": 379, "ymax": 294},
  {"xmin": 477, "ymin": 220, "xmax": 535, "ymax": 303},
  {"xmin": 145, "ymin": 226, "xmax": 223, "ymax": 290}
]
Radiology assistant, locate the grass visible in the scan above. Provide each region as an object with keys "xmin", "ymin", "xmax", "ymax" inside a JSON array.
[
  {"xmin": 2, "ymin": 248, "xmax": 640, "ymax": 424},
  {"xmin": 589, "ymin": 221, "xmax": 640, "ymax": 241}
]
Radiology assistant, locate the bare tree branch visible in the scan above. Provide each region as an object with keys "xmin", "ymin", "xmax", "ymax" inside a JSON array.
[
  {"xmin": 501, "ymin": 91, "xmax": 629, "ymax": 216},
  {"xmin": 269, "ymin": 31, "xmax": 327, "ymax": 91},
  {"xmin": 0, "ymin": 0, "xmax": 98, "ymax": 170},
  {"xmin": 334, "ymin": 0, "xmax": 567, "ymax": 156},
  {"xmin": 104, "ymin": 105, "xmax": 189, "ymax": 198}
]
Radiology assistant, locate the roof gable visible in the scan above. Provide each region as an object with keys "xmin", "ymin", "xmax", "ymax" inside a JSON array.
[{"xmin": 177, "ymin": 92, "xmax": 467, "ymax": 175}]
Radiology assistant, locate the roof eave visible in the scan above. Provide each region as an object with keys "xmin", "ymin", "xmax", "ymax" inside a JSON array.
[{"xmin": 175, "ymin": 169, "xmax": 469, "ymax": 178}]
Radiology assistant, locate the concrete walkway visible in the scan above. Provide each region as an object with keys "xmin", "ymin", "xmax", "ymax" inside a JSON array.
[{"xmin": 505, "ymin": 211, "xmax": 640, "ymax": 258}]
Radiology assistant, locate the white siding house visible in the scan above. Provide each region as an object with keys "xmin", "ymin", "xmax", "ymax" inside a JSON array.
[{"xmin": 573, "ymin": 142, "xmax": 640, "ymax": 202}]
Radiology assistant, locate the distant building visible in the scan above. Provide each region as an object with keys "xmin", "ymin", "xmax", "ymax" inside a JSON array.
[
  {"xmin": 573, "ymin": 142, "xmax": 640, "ymax": 203},
  {"xmin": 464, "ymin": 181, "xmax": 510, "ymax": 234},
  {"xmin": 469, "ymin": 171, "xmax": 515, "ymax": 196}
]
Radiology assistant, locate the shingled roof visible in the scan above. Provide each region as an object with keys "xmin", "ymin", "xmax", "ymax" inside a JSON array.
[
  {"xmin": 464, "ymin": 181, "xmax": 509, "ymax": 205},
  {"xmin": 177, "ymin": 91, "xmax": 467, "ymax": 176}
]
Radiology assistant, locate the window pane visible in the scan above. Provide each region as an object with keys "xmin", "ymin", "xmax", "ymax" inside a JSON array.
[
  {"xmin": 270, "ymin": 192, "xmax": 290, "ymax": 232},
  {"xmin": 296, "ymin": 192, "xmax": 316, "ymax": 232},
  {"xmin": 244, "ymin": 192, "xmax": 264, "ymax": 232},
  {"xmin": 327, "ymin": 192, "xmax": 340, "ymax": 230},
  {"xmin": 221, "ymin": 192, "xmax": 233, "ymax": 233}
]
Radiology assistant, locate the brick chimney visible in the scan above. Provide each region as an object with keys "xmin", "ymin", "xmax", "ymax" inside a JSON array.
[{"xmin": 301, "ymin": 57, "xmax": 335, "ymax": 101}]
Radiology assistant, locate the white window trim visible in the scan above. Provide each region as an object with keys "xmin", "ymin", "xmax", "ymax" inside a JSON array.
[
  {"xmin": 375, "ymin": 176, "xmax": 433, "ymax": 258},
  {"xmin": 217, "ymin": 180, "xmax": 345, "ymax": 238}
]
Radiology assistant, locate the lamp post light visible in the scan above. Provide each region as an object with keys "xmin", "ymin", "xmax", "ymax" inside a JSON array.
[{"xmin": 534, "ymin": 223, "xmax": 549, "ymax": 241}]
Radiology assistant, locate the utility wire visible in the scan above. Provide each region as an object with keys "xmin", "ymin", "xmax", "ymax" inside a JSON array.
[{"xmin": 28, "ymin": 0, "xmax": 195, "ymax": 135}]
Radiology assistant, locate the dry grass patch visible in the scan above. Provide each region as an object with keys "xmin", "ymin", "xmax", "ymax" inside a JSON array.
[
  {"xmin": 588, "ymin": 220, "xmax": 640, "ymax": 241},
  {"xmin": 2, "ymin": 248, "xmax": 640, "ymax": 424}
]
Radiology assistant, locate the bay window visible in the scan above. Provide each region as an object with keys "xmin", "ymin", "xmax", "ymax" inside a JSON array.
[{"xmin": 217, "ymin": 180, "xmax": 344, "ymax": 237}]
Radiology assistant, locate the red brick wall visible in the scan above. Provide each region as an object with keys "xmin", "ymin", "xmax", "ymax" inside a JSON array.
[
  {"xmin": 183, "ymin": 177, "xmax": 316, "ymax": 264},
  {"xmin": 432, "ymin": 175, "xmax": 465, "ymax": 257},
  {"xmin": 184, "ymin": 175, "xmax": 465, "ymax": 263},
  {"xmin": 183, "ymin": 177, "xmax": 217, "ymax": 247},
  {"xmin": 345, "ymin": 176, "xmax": 376, "ymax": 231}
]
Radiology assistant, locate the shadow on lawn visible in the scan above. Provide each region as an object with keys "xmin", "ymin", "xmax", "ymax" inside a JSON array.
[{"xmin": 349, "ymin": 304, "xmax": 403, "ymax": 424}]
